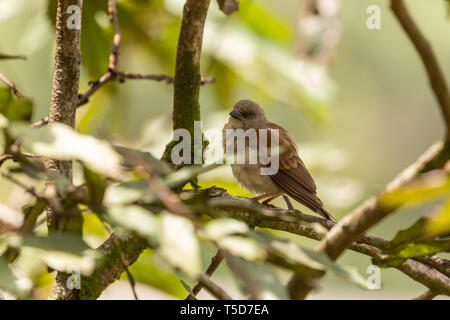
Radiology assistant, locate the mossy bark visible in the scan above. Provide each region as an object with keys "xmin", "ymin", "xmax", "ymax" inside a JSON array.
[
  {"xmin": 163, "ymin": 0, "xmax": 211, "ymax": 166},
  {"xmin": 46, "ymin": 0, "xmax": 83, "ymax": 233},
  {"xmin": 54, "ymin": 234, "xmax": 149, "ymax": 300},
  {"xmin": 46, "ymin": 0, "xmax": 84, "ymax": 299}
]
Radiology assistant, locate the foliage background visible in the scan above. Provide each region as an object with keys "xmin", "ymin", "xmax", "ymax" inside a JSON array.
[{"xmin": 0, "ymin": 0, "xmax": 449, "ymax": 299}]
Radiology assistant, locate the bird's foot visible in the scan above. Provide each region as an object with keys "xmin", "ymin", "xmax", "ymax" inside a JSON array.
[
  {"xmin": 252, "ymin": 193, "xmax": 272, "ymax": 202},
  {"xmin": 283, "ymin": 195, "xmax": 294, "ymax": 211}
]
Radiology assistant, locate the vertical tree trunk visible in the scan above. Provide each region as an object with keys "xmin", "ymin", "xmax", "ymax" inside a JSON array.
[
  {"xmin": 163, "ymin": 0, "xmax": 211, "ymax": 166},
  {"xmin": 46, "ymin": 0, "xmax": 83, "ymax": 232},
  {"xmin": 46, "ymin": 0, "xmax": 83, "ymax": 300}
]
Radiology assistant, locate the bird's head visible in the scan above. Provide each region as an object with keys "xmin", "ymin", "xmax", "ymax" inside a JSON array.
[{"xmin": 228, "ymin": 99, "xmax": 268, "ymax": 129}]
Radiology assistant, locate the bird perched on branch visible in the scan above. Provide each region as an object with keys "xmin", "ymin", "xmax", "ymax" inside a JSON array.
[{"xmin": 223, "ymin": 99, "xmax": 333, "ymax": 220}]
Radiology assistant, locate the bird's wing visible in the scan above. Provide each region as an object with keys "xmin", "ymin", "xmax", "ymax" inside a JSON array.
[
  {"xmin": 265, "ymin": 123, "xmax": 332, "ymax": 218},
  {"xmin": 266, "ymin": 122, "xmax": 316, "ymax": 193}
]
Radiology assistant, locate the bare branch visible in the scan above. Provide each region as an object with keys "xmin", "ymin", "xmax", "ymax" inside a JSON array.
[
  {"xmin": 186, "ymin": 249, "xmax": 225, "ymax": 299},
  {"xmin": 413, "ymin": 290, "xmax": 438, "ymax": 300},
  {"xmin": 391, "ymin": 0, "xmax": 450, "ymax": 140},
  {"xmin": 198, "ymin": 273, "xmax": 233, "ymax": 300},
  {"xmin": 31, "ymin": 0, "xmax": 214, "ymax": 128},
  {"xmin": 199, "ymin": 186, "xmax": 450, "ymax": 296},
  {"xmin": 0, "ymin": 73, "xmax": 25, "ymax": 99},
  {"xmin": 116, "ymin": 71, "xmax": 215, "ymax": 85},
  {"xmin": 287, "ymin": 141, "xmax": 450, "ymax": 299},
  {"xmin": 108, "ymin": 0, "xmax": 121, "ymax": 71}
]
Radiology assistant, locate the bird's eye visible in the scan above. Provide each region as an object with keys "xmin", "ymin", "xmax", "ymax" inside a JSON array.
[{"xmin": 243, "ymin": 111, "xmax": 252, "ymax": 119}]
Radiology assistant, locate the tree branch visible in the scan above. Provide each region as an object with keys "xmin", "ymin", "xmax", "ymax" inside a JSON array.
[
  {"xmin": 51, "ymin": 182, "xmax": 450, "ymax": 299},
  {"xmin": 31, "ymin": 1, "xmax": 214, "ymax": 128},
  {"xmin": 162, "ymin": 0, "xmax": 211, "ymax": 165},
  {"xmin": 186, "ymin": 249, "xmax": 225, "ymax": 299},
  {"xmin": 198, "ymin": 273, "xmax": 233, "ymax": 300},
  {"xmin": 52, "ymin": 233, "xmax": 148, "ymax": 300},
  {"xmin": 0, "ymin": 73, "xmax": 25, "ymax": 99},
  {"xmin": 45, "ymin": 0, "xmax": 84, "ymax": 298},
  {"xmin": 199, "ymin": 186, "xmax": 450, "ymax": 296},
  {"xmin": 287, "ymin": 141, "xmax": 450, "ymax": 299},
  {"xmin": 285, "ymin": 0, "xmax": 450, "ymax": 299},
  {"xmin": 44, "ymin": 0, "xmax": 83, "ymax": 186},
  {"xmin": 391, "ymin": 0, "xmax": 450, "ymax": 140},
  {"xmin": 413, "ymin": 290, "xmax": 438, "ymax": 300}
]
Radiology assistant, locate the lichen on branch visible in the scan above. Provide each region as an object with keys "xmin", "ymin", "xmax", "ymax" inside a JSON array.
[{"xmin": 163, "ymin": 0, "xmax": 211, "ymax": 166}]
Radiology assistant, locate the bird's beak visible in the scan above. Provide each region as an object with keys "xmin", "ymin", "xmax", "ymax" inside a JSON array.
[{"xmin": 229, "ymin": 109, "xmax": 243, "ymax": 120}]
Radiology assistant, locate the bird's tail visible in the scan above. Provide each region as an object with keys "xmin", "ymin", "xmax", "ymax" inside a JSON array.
[{"xmin": 319, "ymin": 207, "xmax": 335, "ymax": 221}]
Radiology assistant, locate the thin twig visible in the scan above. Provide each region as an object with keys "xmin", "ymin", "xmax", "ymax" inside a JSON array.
[
  {"xmin": 413, "ymin": 290, "xmax": 438, "ymax": 300},
  {"xmin": 0, "ymin": 53, "xmax": 26, "ymax": 60},
  {"xmin": 186, "ymin": 249, "xmax": 225, "ymax": 299},
  {"xmin": 116, "ymin": 71, "xmax": 215, "ymax": 85},
  {"xmin": 0, "ymin": 154, "xmax": 13, "ymax": 166},
  {"xmin": 391, "ymin": 0, "xmax": 450, "ymax": 140},
  {"xmin": 0, "ymin": 73, "xmax": 25, "ymax": 99},
  {"xmin": 198, "ymin": 273, "xmax": 232, "ymax": 300},
  {"xmin": 108, "ymin": 0, "xmax": 121, "ymax": 71},
  {"xmin": 125, "ymin": 268, "xmax": 139, "ymax": 300},
  {"xmin": 31, "ymin": 0, "xmax": 214, "ymax": 128}
]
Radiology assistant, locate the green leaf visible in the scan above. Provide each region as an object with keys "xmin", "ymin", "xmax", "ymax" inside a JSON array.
[
  {"xmin": 47, "ymin": 0, "xmax": 110, "ymax": 78},
  {"xmin": 373, "ymin": 215, "xmax": 450, "ymax": 267},
  {"xmin": 226, "ymin": 255, "xmax": 289, "ymax": 299},
  {"xmin": 202, "ymin": 218, "xmax": 249, "ymax": 241},
  {"xmin": 14, "ymin": 123, "xmax": 122, "ymax": 177},
  {"xmin": 0, "ymin": 87, "xmax": 33, "ymax": 122},
  {"xmin": 218, "ymin": 236, "xmax": 268, "ymax": 261},
  {"xmin": 84, "ymin": 167, "xmax": 106, "ymax": 207},
  {"xmin": 0, "ymin": 86, "xmax": 12, "ymax": 108},
  {"xmin": 0, "ymin": 258, "xmax": 26, "ymax": 298},
  {"xmin": 254, "ymin": 233, "xmax": 368, "ymax": 289},
  {"xmin": 80, "ymin": 1, "xmax": 111, "ymax": 78},
  {"xmin": 180, "ymin": 280, "xmax": 197, "ymax": 300},
  {"xmin": 104, "ymin": 180, "xmax": 153, "ymax": 205},
  {"xmin": 129, "ymin": 249, "xmax": 188, "ymax": 299},
  {"xmin": 428, "ymin": 198, "xmax": 450, "ymax": 236},
  {"xmin": 374, "ymin": 240, "xmax": 450, "ymax": 268},
  {"xmin": 2, "ymin": 99, "xmax": 33, "ymax": 122},
  {"xmin": 7, "ymin": 235, "xmax": 99, "ymax": 275},
  {"xmin": 380, "ymin": 171, "xmax": 450, "ymax": 208},
  {"xmin": 10, "ymin": 234, "xmax": 90, "ymax": 255},
  {"xmin": 381, "ymin": 218, "xmax": 430, "ymax": 252},
  {"xmin": 201, "ymin": 219, "xmax": 267, "ymax": 261},
  {"xmin": 239, "ymin": 1, "xmax": 292, "ymax": 44},
  {"xmin": 158, "ymin": 213, "xmax": 201, "ymax": 278},
  {"xmin": 0, "ymin": 113, "xmax": 8, "ymax": 129},
  {"xmin": 107, "ymin": 205, "xmax": 159, "ymax": 243},
  {"xmin": 164, "ymin": 163, "xmax": 222, "ymax": 188},
  {"xmin": 114, "ymin": 146, "xmax": 173, "ymax": 176},
  {"xmin": 21, "ymin": 199, "xmax": 47, "ymax": 233}
]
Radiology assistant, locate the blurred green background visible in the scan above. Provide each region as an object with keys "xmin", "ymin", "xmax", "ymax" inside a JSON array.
[{"xmin": 0, "ymin": 0, "xmax": 449, "ymax": 299}]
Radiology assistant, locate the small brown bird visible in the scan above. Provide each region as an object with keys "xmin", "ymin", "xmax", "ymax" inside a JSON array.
[{"xmin": 223, "ymin": 99, "xmax": 333, "ymax": 220}]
